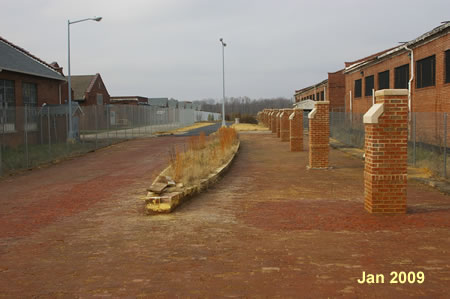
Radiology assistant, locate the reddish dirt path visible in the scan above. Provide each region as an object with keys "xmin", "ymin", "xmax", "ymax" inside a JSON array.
[
  {"xmin": 0, "ymin": 133, "xmax": 449, "ymax": 297},
  {"xmin": 0, "ymin": 136, "xmax": 187, "ymax": 239}
]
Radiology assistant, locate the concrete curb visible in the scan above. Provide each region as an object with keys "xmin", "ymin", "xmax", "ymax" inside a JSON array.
[{"xmin": 144, "ymin": 141, "xmax": 241, "ymax": 214}]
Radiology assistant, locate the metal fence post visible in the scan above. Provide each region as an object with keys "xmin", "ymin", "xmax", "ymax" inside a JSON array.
[
  {"xmin": 107, "ymin": 105, "xmax": 110, "ymax": 145},
  {"xmin": 24, "ymin": 106, "xmax": 29, "ymax": 168},
  {"xmin": 95, "ymin": 105, "xmax": 98, "ymax": 149},
  {"xmin": 48, "ymin": 106, "xmax": 51, "ymax": 156},
  {"xmin": 413, "ymin": 112, "xmax": 416, "ymax": 167},
  {"xmin": 444, "ymin": 112, "xmax": 447, "ymax": 178}
]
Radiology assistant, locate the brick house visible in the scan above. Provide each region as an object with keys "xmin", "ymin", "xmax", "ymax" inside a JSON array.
[
  {"xmin": 110, "ymin": 96, "xmax": 148, "ymax": 105},
  {"xmin": 294, "ymin": 70, "xmax": 345, "ymax": 111},
  {"xmin": 344, "ymin": 22, "xmax": 450, "ymax": 115},
  {"xmin": 0, "ymin": 36, "xmax": 66, "ymax": 146},
  {"xmin": 62, "ymin": 73, "xmax": 110, "ymax": 106}
]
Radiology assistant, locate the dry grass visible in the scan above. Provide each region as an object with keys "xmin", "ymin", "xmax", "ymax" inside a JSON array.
[
  {"xmin": 167, "ymin": 128, "xmax": 239, "ymax": 186},
  {"xmin": 231, "ymin": 123, "xmax": 269, "ymax": 131}
]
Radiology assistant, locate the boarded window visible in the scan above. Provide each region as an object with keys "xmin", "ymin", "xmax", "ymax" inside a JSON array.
[
  {"xmin": 416, "ymin": 55, "xmax": 435, "ymax": 88},
  {"xmin": 378, "ymin": 70, "xmax": 389, "ymax": 90},
  {"xmin": 365, "ymin": 75, "xmax": 374, "ymax": 96},
  {"xmin": 394, "ymin": 64, "xmax": 409, "ymax": 89},
  {"xmin": 354, "ymin": 79, "xmax": 362, "ymax": 98},
  {"xmin": 446, "ymin": 50, "xmax": 450, "ymax": 83}
]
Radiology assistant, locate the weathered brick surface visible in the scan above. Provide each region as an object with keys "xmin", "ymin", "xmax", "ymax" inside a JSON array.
[
  {"xmin": 364, "ymin": 90, "xmax": 408, "ymax": 214},
  {"xmin": 280, "ymin": 109, "xmax": 294, "ymax": 142},
  {"xmin": 271, "ymin": 110, "xmax": 278, "ymax": 133},
  {"xmin": 290, "ymin": 108, "xmax": 303, "ymax": 151},
  {"xmin": 276, "ymin": 111, "xmax": 281, "ymax": 138},
  {"xmin": 309, "ymin": 102, "xmax": 330, "ymax": 168}
]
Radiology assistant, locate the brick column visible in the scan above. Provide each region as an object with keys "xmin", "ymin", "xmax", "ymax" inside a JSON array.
[
  {"xmin": 263, "ymin": 110, "xmax": 268, "ymax": 127},
  {"xmin": 290, "ymin": 108, "xmax": 303, "ymax": 151},
  {"xmin": 276, "ymin": 111, "xmax": 281, "ymax": 138},
  {"xmin": 280, "ymin": 109, "xmax": 293, "ymax": 142},
  {"xmin": 308, "ymin": 101, "xmax": 329, "ymax": 169},
  {"xmin": 363, "ymin": 89, "xmax": 408, "ymax": 214},
  {"xmin": 262, "ymin": 109, "xmax": 268, "ymax": 127},
  {"xmin": 271, "ymin": 110, "xmax": 278, "ymax": 133}
]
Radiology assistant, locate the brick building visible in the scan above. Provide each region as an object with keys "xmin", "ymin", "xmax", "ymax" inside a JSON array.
[
  {"xmin": 0, "ymin": 36, "xmax": 66, "ymax": 146},
  {"xmin": 294, "ymin": 70, "xmax": 345, "ymax": 111},
  {"xmin": 344, "ymin": 22, "xmax": 450, "ymax": 114},
  {"xmin": 110, "ymin": 96, "xmax": 148, "ymax": 105},
  {"xmin": 62, "ymin": 73, "xmax": 110, "ymax": 106}
]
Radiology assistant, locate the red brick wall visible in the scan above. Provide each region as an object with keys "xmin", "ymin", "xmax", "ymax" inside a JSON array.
[
  {"xmin": 290, "ymin": 109, "xmax": 303, "ymax": 151},
  {"xmin": 364, "ymin": 90, "xmax": 408, "ymax": 213},
  {"xmin": 345, "ymin": 34, "xmax": 450, "ymax": 114},
  {"xmin": 0, "ymin": 70, "xmax": 62, "ymax": 107},
  {"xmin": 294, "ymin": 71, "xmax": 345, "ymax": 111},
  {"xmin": 280, "ymin": 109, "xmax": 293, "ymax": 142},
  {"xmin": 0, "ymin": 70, "xmax": 63, "ymax": 147},
  {"xmin": 295, "ymin": 83, "xmax": 326, "ymax": 103},
  {"xmin": 328, "ymin": 71, "xmax": 345, "ymax": 111},
  {"xmin": 84, "ymin": 75, "xmax": 110, "ymax": 106},
  {"xmin": 308, "ymin": 102, "xmax": 330, "ymax": 168}
]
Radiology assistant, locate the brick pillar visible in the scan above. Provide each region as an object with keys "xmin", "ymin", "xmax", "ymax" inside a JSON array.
[
  {"xmin": 308, "ymin": 101, "xmax": 329, "ymax": 169},
  {"xmin": 263, "ymin": 109, "xmax": 269, "ymax": 127},
  {"xmin": 271, "ymin": 110, "xmax": 278, "ymax": 133},
  {"xmin": 280, "ymin": 109, "xmax": 293, "ymax": 142},
  {"xmin": 263, "ymin": 110, "xmax": 267, "ymax": 127},
  {"xmin": 276, "ymin": 111, "xmax": 281, "ymax": 138},
  {"xmin": 290, "ymin": 108, "xmax": 303, "ymax": 151},
  {"xmin": 363, "ymin": 89, "xmax": 408, "ymax": 214}
]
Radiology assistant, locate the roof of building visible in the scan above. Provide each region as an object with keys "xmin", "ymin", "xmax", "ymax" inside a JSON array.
[
  {"xmin": 39, "ymin": 102, "xmax": 82, "ymax": 116},
  {"xmin": 344, "ymin": 22, "xmax": 450, "ymax": 74},
  {"xmin": 0, "ymin": 36, "xmax": 66, "ymax": 81},
  {"xmin": 148, "ymin": 98, "xmax": 168, "ymax": 106},
  {"xmin": 110, "ymin": 96, "xmax": 148, "ymax": 102},
  {"xmin": 70, "ymin": 74, "xmax": 101, "ymax": 100},
  {"xmin": 295, "ymin": 79, "xmax": 328, "ymax": 95}
]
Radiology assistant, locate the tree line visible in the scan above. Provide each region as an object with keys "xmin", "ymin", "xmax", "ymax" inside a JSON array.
[{"xmin": 194, "ymin": 97, "xmax": 293, "ymax": 117}]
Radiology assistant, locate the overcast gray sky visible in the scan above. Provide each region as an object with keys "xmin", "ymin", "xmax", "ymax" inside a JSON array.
[{"xmin": 1, "ymin": 0, "xmax": 449, "ymax": 101}]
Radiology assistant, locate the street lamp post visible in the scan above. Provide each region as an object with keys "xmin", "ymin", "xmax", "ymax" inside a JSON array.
[
  {"xmin": 219, "ymin": 38, "xmax": 227, "ymax": 127},
  {"xmin": 67, "ymin": 16, "xmax": 102, "ymax": 140}
]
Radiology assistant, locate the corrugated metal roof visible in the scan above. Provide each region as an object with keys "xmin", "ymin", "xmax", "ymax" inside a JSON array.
[{"xmin": 0, "ymin": 37, "xmax": 65, "ymax": 81}]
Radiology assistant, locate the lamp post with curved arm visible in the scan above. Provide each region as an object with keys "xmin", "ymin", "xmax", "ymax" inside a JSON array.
[{"xmin": 67, "ymin": 16, "xmax": 102, "ymax": 140}]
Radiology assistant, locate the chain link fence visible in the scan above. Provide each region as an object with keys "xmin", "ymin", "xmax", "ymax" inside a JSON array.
[
  {"xmin": 0, "ymin": 104, "xmax": 210, "ymax": 176},
  {"xmin": 330, "ymin": 111, "xmax": 450, "ymax": 178}
]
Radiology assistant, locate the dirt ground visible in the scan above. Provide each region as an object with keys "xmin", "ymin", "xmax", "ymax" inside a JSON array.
[{"xmin": 0, "ymin": 133, "xmax": 449, "ymax": 298}]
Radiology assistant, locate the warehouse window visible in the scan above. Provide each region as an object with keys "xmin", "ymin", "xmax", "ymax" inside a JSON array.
[
  {"xmin": 0, "ymin": 79, "xmax": 16, "ymax": 126},
  {"xmin": 378, "ymin": 70, "xmax": 389, "ymax": 90},
  {"xmin": 22, "ymin": 83, "xmax": 37, "ymax": 107},
  {"xmin": 365, "ymin": 75, "xmax": 374, "ymax": 96},
  {"xmin": 416, "ymin": 55, "xmax": 435, "ymax": 88},
  {"xmin": 316, "ymin": 93, "xmax": 320, "ymax": 101},
  {"xmin": 394, "ymin": 64, "xmax": 409, "ymax": 89},
  {"xmin": 320, "ymin": 91, "xmax": 325, "ymax": 101},
  {"xmin": 445, "ymin": 50, "xmax": 450, "ymax": 83},
  {"xmin": 354, "ymin": 79, "xmax": 362, "ymax": 98}
]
